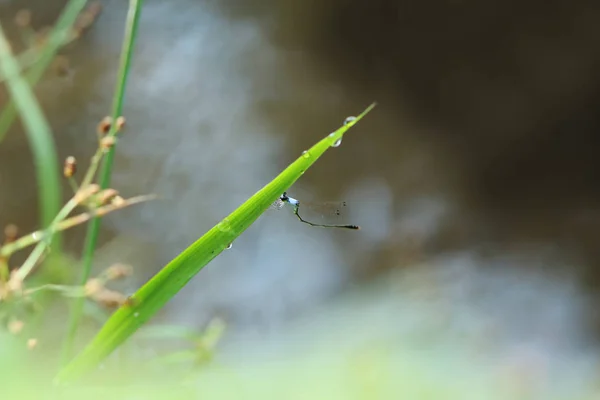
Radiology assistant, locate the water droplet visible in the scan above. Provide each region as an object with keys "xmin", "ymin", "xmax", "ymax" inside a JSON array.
[
  {"xmin": 133, "ymin": 312, "xmax": 139, "ymax": 318},
  {"xmin": 226, "ymin": 242, "xmax": 233, "ymax": 250},
  {"xmin": 301, "ymin": 150, "xmax": 311, "ymax": 159},
  {"xmin": 344, "ymin": 116, "xmax": 357, "ymax": 125},
  {"xmin": 331, "ymin": 138, "xmax": 342, "ymax": 148},
  {"xmin": 328, "ymin": 132, "xmax": 336, "ymax": 138},
  {"xmin": 218, "ymin": 218, "xmax": 232, "ymax": 233}
]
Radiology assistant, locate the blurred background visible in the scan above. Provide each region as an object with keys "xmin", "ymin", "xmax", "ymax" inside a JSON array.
[{"xmin": 1, "ymin": 0, "xmax": 600, "ymax": 397}]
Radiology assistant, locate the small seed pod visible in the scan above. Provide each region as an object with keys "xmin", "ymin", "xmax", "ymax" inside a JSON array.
[
  {"xmin": 8, "ymin": 320, "xmax": 24, "ymax": 335},
  {"xmin": 34, "ymin": 26, "xmax": 51, "ymax": 48},
  {"xmin": 84, "ymin": 278, "xmax": 103, "ymax": 297},
  {"xmin": 69, "ymin": 28, "xmax": 82, "ymax": 41},
  {"xmin": 14, "ymin": 9, "xmax": 31, "ymax": 28},
  {"xmin": 84, "ymin": 183, "xmax": 101, "ymax": 196},
  {"xmin": 4, "ymin": 224, "xmax": 18, "ymax": 243},
  {"xmin": 63, "ymin": 156, "xmax": 77, "ymax": 178},
  {"xmin": 87, "ymin": 1, "xmax": 103, "ymax": 18},
  {"xmin": 100, "ymin": 135, "xmax": 116, "ymax": 150},
  {"xmin": 53, "ymin": 55, "xmax": 70, "ymax": 77},
  {"xmin": 96, "ymin": 116, "xmax": 112, "ymax": 136},
  {"xmin": 115, "ymin": 116, "xmax": 126, "ymax": 132},
  {"xmin": 74, "ymin": 184, "xmax": 101, "ymax": 204},
  {"xmin": 111, "ymin": 195, "xmax": 126, "ymax": 206},
  {"xmin": 27, "ymin": 338, "xmax": 38, "ymax": 350},
  {"xmin": 72, "ymin": 2, "xmax": 102, "ymax": 37},
  {"xmin": 75, "ymin": 12, "xmax": 96, "ymax": 31},
  {"xmin": 92, "ymin": 288, "xmax": 128, "ymax": 309},
  {"xmin": 97, "ymin": 188, "xmax": 119, "ymax": 205},
  {"xmin": 106, "ymin": 263, "xmax": 133, "ymax": 280}
]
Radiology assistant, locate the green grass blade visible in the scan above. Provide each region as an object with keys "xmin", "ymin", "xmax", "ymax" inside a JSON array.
[
  {"xmin": 0, "ymin": 24, "xmax": 62, "ymax": 234},
  {"xmin": 62, "ymin": 0, "xmax": 144, "ymax": 364},
  {"xmin": 55, "ymin": 103, "xmax": 376, "ymax": 384},
  {"xmin": 0, "ymin": 0, "xmax": 89, "ymax": 143}
]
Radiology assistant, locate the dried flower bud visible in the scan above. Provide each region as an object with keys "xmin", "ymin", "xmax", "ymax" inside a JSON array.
[
  {"xmin": 14, "ymin": 10, "xmax": 31, "ymax": 28},
  {"xmin": 115, "ymin": 116, "xmax": 126, "ymax": 131},
  {"xmin": 74, "ymin": 184, "xmax": 101, "ymax": 204},
  {"xmin": 53, "ymin": 55, "xmax": 70, "ymax": 77},
  {"xmin": 84, "ymin": 278, "xmax": 103, "ymax": 297},
  {"xmin": 111, "ymin": 195, "xmax": 126, "ymax": 206},
  {"xmin": 27, "ymin": 338, "xmax": 38, "ymax": 350},
  {"xmin": 69, "ymin": 28, "xmax": 82, "ymax": 41},
  {"xmin": 100, "ymin": 136, "xmax": 116, "ymax": 150},
  {"xmin": 8, "ymin": 320, "xmax": 24, "ymax": 335},
  {"xmin": 34, "ymin": 26, "xmax": 51, "ymax": 48},
  {"xmin": 4, "ymin": 224, "xmax": 18, "ymax": 243},
  {"xmin": 97, "ymin": 189, "xmax": 119, "ymax": 205},
  {"xmin": 75, "ymin": 12, "xmax": 96, "ymax": 31},
  {"xmin": 96, "ymin": 116, "xmax": 112, "ymax": 136},
  {"xmin": 73, "ymin": 2, "xmax": 103, "ymax": 36},
  {"xmin": 87, "ymin": 1, "xmax": 103, "ymax": 17},
  {"xmin": 106, "ymin": 263, "xmax": 133, "ymax": 280},
  {"xmin": 92, "ymin": 288, "xmax": 128, "ymax": 309},
  {"xmin": 63, "ymin": 156, "xmax": 77, "ymax": 178}
]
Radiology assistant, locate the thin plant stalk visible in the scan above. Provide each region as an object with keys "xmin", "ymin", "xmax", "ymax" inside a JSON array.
[
  {"xmin": 15, "ymin": 185, "xmax": 101, "ymax": 281},
  {"xmin": 62, "ymin": 0, "xmax": 144, "ymax": 364},
  {"xmin": 0, "ymin": 194, "xmax": 155, "ymax": 259}
]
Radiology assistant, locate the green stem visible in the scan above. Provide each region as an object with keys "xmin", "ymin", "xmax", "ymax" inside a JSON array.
[
  {"xmin": 15, "ymin": 185, "xmax": 100, "ymax": 282},
  {"xmin": 80, "ymin": 148, "xmax": 104, "ymax": 188},
  {"xmin": 62, "ymin": 0, "xmax": 144, "ymax": 365}
]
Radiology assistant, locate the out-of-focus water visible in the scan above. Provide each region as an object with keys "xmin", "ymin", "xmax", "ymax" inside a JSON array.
[
  {"xmin": 1, "ymin": 0, "xmax": 425, "ymax": 332},
  {"xmin": 2, "ymin": 0, "xmax": 600, "ymax": 393}
]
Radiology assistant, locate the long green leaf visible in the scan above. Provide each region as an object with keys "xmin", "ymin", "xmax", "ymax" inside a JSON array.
[
  {"xmin": 55, "ymin": 103, "xmax": 376, "ymax": 383},
  {"xmin": 0, "ymin": 24, "xmax": 62, "ymax": 235},
  {"xmin": 62, "ymin": 0, "xmax": 144, "ymax": 364}
]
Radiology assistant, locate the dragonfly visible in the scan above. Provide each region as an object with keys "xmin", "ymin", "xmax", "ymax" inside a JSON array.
[{"xmin": 273, "ymin": 192, "xmax": 360, "ymax": 230}]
